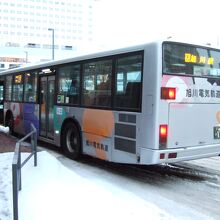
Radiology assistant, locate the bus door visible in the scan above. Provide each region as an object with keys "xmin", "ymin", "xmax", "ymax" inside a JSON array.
[
  {"xmin": 0, "ymin": 80, "xmax": 4, "ymax": 124},
  {"xmin": 39, "ymin": 75, "xmax": 55, "ymax": 139}
]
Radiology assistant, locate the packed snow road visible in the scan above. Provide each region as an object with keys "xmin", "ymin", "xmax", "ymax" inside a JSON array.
[{"xmin": 49, "ymin": 149, "xmax": 220, "ymax": 220}]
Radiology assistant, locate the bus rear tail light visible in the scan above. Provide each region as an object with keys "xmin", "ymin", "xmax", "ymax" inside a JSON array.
[
  {"xmin": 161, "ymin": 87, "xmax": 176, "ymax": 100},
  {"xmin": 159, "ymin": 124, "xmax": 168, "ymax": 145}
]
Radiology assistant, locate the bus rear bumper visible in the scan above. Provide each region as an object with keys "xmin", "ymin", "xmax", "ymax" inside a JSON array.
[{"xmin": 140, "ymin": 144, "xmax": 220, "ymax": 165}]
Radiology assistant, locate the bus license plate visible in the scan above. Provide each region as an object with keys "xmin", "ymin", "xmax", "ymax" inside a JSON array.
[{"xmin": 214, "ymin": 126, "xmax": 220, "ymax": 139}]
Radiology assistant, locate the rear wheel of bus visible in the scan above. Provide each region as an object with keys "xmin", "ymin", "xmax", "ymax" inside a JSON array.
[{"xmin": 62, "ymin": 121, "xmax": 81, "ymax": 160}]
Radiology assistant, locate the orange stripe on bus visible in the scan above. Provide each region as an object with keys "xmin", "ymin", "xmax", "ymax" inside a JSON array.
[{"xmin": 82, "ymin": 109, "xmax": 114, "ymax": 159}]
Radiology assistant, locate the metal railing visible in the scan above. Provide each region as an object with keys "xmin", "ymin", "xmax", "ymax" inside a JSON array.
[{"xmin": 12, "ymin": 124, "xmax": 38, "ymax": 220}]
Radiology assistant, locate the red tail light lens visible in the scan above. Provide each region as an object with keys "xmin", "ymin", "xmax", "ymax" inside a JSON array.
[
  {"xmin": 161, "ymin": 87, "xmax": 176, "ymax": 100},
  {"xmin": 159, "ymin": 124, "xmax": 168, "ymax": 144},
  {"xmin": 160, "ymin": 153, "xmax": 165, "ymax": 159}
]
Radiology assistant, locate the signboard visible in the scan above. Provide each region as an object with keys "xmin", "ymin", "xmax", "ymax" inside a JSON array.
[{"xmin": 184, "ymin": 53, "xmax": 214, "ymax": 65}]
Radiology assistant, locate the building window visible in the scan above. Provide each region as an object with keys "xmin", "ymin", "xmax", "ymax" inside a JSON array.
[
  {"xmin": 43, "ymin": 44, "xmax": 52, "ymax": 49},
  {"xmin": 57, "ymin": 64, "xmax": 80, "ymax": 105},
  {"xmin": 82, "ymin": 59, "xmax": 112, "ymax": 107},
  {"xmin": 62, "ymin": 45, "xmax": 73, "ymax": 50},
  {"xmin": 9, "ymin": 63, "xmax": 20, "ymax": 69},
  {"xmin": 26, "ymin": 43, "xmax": 40, "ymax": 48}
]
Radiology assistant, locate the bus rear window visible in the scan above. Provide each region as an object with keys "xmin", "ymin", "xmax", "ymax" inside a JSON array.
[{"xmin": 163, "ymin": 43, "xmax": 220, "ymax": 78}]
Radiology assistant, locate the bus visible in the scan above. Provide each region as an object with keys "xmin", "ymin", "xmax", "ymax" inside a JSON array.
[
  {"xmin": 0, "ymin": 77, "xmax": 3, "ymax": 124},
  {"xmin": 1, "ymin": 40, "xmax": 220, "ymax": 164}
]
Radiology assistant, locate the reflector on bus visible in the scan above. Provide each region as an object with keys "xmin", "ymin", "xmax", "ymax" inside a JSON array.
[
  {"xmin": 168, "ymin": 152, "xmax": 177, "ymax": 159},
  {"xmin": 161, "ymin": 87, "xmax": 176, "ymax": 100}
]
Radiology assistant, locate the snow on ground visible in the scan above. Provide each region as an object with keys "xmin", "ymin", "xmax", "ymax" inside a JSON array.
[
  {"xmin": 0, "ymin": 151, "xmax": 176, "ymax": 220},
  {"xmin": 1, "ymin": 149, "xmax": 220, "ymax": 220},
  {"xmin": 0, "ymin": 153, "xmax": 13, "ymax": 220},
  {"xmin": 182, "ymin": 157, "xmax": 220, "ymax": 172},
  {"xmin": 0, "ymin": 126, "xmax": 9, "ymax": 134}
]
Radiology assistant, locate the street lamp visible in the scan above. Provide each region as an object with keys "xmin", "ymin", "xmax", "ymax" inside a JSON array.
[{"xmin": 48, "ymin": 28, "xmax": 54, "ymax": 60}]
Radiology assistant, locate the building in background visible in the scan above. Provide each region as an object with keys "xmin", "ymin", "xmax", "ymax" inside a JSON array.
[{"xmin": 0, "ymin": 0, "xmax": 95, "ymax": 71}]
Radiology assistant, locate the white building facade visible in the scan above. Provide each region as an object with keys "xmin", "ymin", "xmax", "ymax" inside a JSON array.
[{"xmin": 0, "ymin": 0, "xmax": 95, "ymax": 71}]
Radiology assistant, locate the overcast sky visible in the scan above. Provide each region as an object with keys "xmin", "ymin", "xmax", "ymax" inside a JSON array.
[{"xmin": 93, "ymin": 0, "xmax": 220, "ymax": 50}]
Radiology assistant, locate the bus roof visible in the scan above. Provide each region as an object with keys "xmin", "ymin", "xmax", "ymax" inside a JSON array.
[
  {"xmin": 0, "ymin": 42, "xmax": 151, "ymax": 76},
  {"xmin": 0, "ymin": 39, "xmax": 217, "ymax": 76}
]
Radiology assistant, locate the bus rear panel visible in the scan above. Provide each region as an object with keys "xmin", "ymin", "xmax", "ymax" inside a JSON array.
[{"xmin": 149, "ymin": 42, "xmax": 220, "ymax": 164}]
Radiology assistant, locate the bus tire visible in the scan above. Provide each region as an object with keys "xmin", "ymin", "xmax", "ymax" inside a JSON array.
[
  {"xmin": 62, "ymin": 121, "xmax": 81, "ymax": 160},
  {"xmin": 5, "ymin": 112, "xmax": 14, "ymax": 134}
]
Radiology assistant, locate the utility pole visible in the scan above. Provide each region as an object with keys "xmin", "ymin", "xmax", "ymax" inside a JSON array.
[
  {"xmin": 24, "ymin": 51, "xmax": 28, "ymax": 63},
  {"xmin": 48, "ymin": 28, "xmax": 55, "ymax": 60}
]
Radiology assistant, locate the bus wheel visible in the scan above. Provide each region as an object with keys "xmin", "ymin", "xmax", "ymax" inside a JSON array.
[
  {"xmin": 62, "ymin": 122, "xmax": 81, "ymax": 160},
  {"xmin": 5, "ymin": 113, "xmax": 14, "ymax": 134}
]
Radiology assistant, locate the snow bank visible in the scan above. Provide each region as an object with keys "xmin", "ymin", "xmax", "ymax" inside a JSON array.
[
  {"xmin": 19, "ymin": 151, "xmax": 175, "ymax": 220},
  {"xmin": 0, "ymin": 153, "xmax": 13, "ymax": 220},
  {"xmin": 0, "ymin": 125, "xmax": 9, "ymax": 134},
  {"xmin": 0, "ymin": 151, "xmax": 175, "ymax": 220}
]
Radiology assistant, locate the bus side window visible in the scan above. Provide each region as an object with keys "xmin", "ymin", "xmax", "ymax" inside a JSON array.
[
  {"xmin": 24, "ymin": 72, "xmax": 37, "ymax": 103},
  {"xmin": 57, "ymin": 64, "xmax": 80, "ymax": 105},
  {"xmin": 114, "ymin": 54, "xmax": 142, "ymax": 110},
  {"xmin": 125, "ymin": 82, "xmax": 141, "ymax": 108},
  {"xmin": 82, "ymin": 59, "xmax": 112, "ymax": 107},
  {"xmin": 5, "ymin": 75, "xmax": 12, "ymax": 101},
  {"xmin": 12, "ymin": 74, "xmax": 23, "ymax": 102}
]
